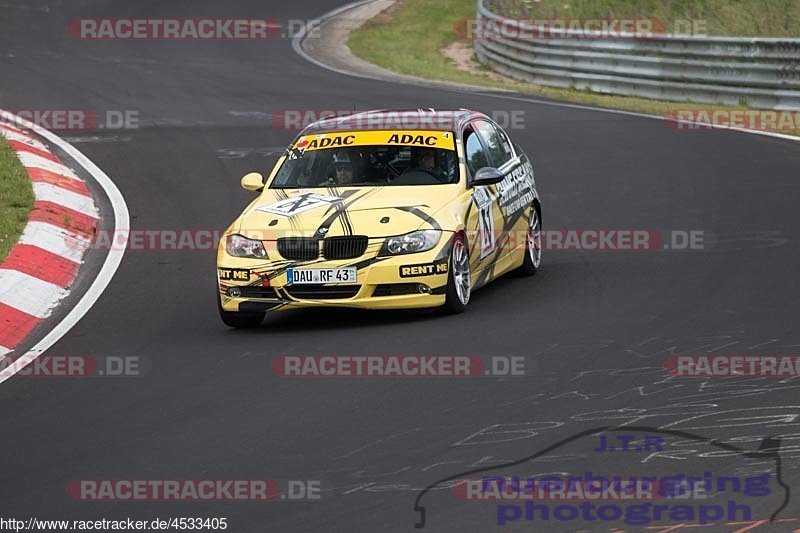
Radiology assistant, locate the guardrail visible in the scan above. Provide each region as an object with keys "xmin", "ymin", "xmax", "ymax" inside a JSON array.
[{"xmin": 473, "ymin": 0, "xmax": 800, "ymax": 109}]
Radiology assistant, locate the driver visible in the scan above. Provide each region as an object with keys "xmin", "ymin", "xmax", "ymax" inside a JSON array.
[
  {"xmin": 332, "ymin": 150, "xmax": 359, "ymax": 185},
  {"xmin": 404, "ymin": 147, "xmax": 445, "ymax": 180}
]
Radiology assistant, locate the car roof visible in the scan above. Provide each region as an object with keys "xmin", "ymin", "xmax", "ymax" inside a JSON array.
[{"xmin": 298, "ymin": 108, "xmax": 486, "ymax": 136}]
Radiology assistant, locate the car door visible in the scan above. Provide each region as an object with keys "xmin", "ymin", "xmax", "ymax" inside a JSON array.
[
  {"xmin": 462, "ymin": 121, "xmax": 501, "ymax": 284},
  {"xmin": 473, "ymin": 120, "xmax": 536, "ymax": 267}
]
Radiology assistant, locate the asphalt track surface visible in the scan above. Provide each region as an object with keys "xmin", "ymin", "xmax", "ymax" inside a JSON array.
[{"xmin": 2, "ymin": 1, "xmax": 800, "ymax": 532}]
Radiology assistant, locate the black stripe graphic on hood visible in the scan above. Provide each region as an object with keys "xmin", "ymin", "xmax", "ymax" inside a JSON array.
[
  {"xmin": 336, "ymin": 187, "xmax": 388, "ymax": 236},
  {"xmin": 274, "ymin": 190, "xmax": 305, "ymax": 235},
  {"xmin": 393, "ymin": 206, "xmax": 441, "ymax": 231},
  {"xmin": 314, "ymin": 187, "xmax": 390, "ymax": 238},
  {"xmin": 325, "ymin": 187, "xmax": 352, "ymax": 235},
  {"xmin": 337, "ymin": 188, "xmax": 355, "ymax": 236},
  {"xmin": 313, "ymin": 188, "xmax": 362, "ymax": 237}
]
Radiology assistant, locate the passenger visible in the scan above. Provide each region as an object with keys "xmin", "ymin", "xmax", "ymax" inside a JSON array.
[{"xmin": 404, "ymin": 147, "xmax": 444, "ymax": 180}]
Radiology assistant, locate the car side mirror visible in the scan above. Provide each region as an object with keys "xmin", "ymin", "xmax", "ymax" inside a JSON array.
[
  {"xmin": 241, "ymin": 172, "xmax": 264, "ymax": 192},
  {"xmin": 471, "ymin": 167, "xmax": 505, "ymax": 187}
]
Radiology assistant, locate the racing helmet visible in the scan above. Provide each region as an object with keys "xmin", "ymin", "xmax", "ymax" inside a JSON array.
[{"xmin": 332, "ymin": 150, "xmax": 353, "ymax": 166}]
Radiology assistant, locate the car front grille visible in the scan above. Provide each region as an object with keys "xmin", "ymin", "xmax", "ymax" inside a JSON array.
[
  {"xmin": 323, "ymin": 236, "xmax": 368, "ymax": 259},
  {"xmin": 277, "ymin": 238, "xmax": 319, "ymax": 260},
  {"xmin": 277, "ymin": 236, "xmax": 369, "ymax": 260},
  {"xmin": 284, "ymin": 285, "xmax": 360, "ymax": 300}
]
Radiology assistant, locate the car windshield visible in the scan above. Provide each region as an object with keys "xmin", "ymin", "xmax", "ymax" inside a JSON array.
[{"xmin": 271, "ymin": 131, "xmax": 459, "ymax": 188}]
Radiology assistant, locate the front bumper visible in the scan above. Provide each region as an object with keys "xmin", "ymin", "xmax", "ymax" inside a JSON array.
[{"xmin": 217, "ymin": 235, "xmax": 453, "ymax": 312}]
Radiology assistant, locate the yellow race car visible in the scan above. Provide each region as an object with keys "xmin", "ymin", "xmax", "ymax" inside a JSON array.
[{"xmin": 216, "ymin": 109, "xmax": 541, "ymax": 327}]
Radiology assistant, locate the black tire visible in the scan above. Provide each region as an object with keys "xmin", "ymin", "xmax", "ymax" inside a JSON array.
[
  {"xmin": 442, "ymin": 233, "xmax": 471, "ymax": 314},
  {"xmin": 217, "ymin": 290, "xmax": 264, "ymax": 328},
  {"xmin": 516, "ymin": 204, "xmax": 542, "ymax": 277}
]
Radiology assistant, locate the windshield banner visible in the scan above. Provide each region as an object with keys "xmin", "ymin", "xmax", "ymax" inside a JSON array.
[{"xmin": 292, "ymin": 130, "xmax": 455, "ymax": 152}]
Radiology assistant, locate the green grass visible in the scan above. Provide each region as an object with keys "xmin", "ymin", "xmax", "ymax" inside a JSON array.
[
  {"xmin": 489, "ymin": 0, "xmax": 800, "ymax": 37},
  {"xmin": 347, "ymin": 0, "xmax": 800, "ymax": 137},
  {"xmin": 349, "ymin": 0, "xmax": 486, "ymax": 86},
  {"xmin": 0, "ymin": 135, "xmax": 34, "ymax": 263}
]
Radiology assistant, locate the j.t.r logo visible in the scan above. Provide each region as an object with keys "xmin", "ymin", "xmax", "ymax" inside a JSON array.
[{"xmin": 256, "ymin": 193, "xmax": 342, "ymax": 216}]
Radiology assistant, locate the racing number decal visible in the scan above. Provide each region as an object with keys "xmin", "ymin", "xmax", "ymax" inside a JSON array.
[
  {"xmin": 480, "ymin": 206, "xmax": 494, "ymax": 255},
  {"xmin": 256, "ymin": 193, "xmax": 342, "ymax": 216},
  {"xmin": 473, "ymin": 187, "xmax": 495, "ymax": 259}
]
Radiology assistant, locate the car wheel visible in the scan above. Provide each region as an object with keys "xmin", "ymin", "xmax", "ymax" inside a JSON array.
[
  {"xmin": 443, "ymin": 233, "xmax": 471, "ymax": 314},
  {"xmin": 516, "ymin": 204, "xmax": 542, "ymax": 277},
  {"xmin": 217, "ymin": 289, "xmax": 264, "ymax": 328}
]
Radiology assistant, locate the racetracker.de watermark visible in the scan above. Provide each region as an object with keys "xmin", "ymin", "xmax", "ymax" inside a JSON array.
[
  {"xmin": 665, "ymin": 109, "xmax": 800, "ymax": 132},
  {"xmin": 66, "ymin": 19, "xmax": 319, "ymax": 40},
  {"xmin": 492, "ymin": 229, "xmax": 704, "ymax": 251},
  {"xmin": 67, "ymin": 479, "xmax": 322, "ymax": 501},
  {"xmin": 270, "ymin": 109, "xmax": 526, "ymax": 131},
  {"xmin": 453, "ymin": 477, "xmax": 662, "ymax": 501},
  {"xmin": 1, "ymin": 109, "xmax": 138, "ymax": 131},
  {"xmin": 270, "ymin": 355, "xmax": 527, "ymax": 377},
  {"xmin": 0, "ymin": 354, "xmax": 146, "ymax": 379},
  {"xmin": 665, "ymin": 355, "xmax": 800, "ymax": 377},
  {"xmin": 454, "ymin": 18, "xmax": 708, "ymax": 40},
  {"xmin": 79, "ymin": 229, "xmax": 228, "ymax": 251},
  {"xmin": 75, "ymin": 229, "xmax": 704, "ymax": 252}
]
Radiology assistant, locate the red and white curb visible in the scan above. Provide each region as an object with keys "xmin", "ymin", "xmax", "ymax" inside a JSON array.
[
  {"xmin": 0, "ymin": 121, "xmax": 98, "ymax": 358},
  {"xmin": 0, "ymin": 111, "xmax": 129, "ymax": 383}
]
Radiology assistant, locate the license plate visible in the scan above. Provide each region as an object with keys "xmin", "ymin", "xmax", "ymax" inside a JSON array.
[{"xmin": 287, "ymin": 267, "xmax": 357, "ymax": 285}]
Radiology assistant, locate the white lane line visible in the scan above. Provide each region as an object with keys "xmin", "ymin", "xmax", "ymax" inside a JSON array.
[
  {"xmin": 480, "ymin": 91, "xmax": 800, "ymax": 143},
  {"xmin": 293, "ymin": 0, "xmax": 800, "ymax": 145},
  {"xmin": 19, "ymin": 221, "xmax": 91, "ymax": 264},
  {"xmin": 0, "ymin": 269, "xmax": 68, "ymax": 319},
  {"xmin": 291, "ymin": 0, "xmax": 379, "ymax": 81},
  {"xmin": 0, "ymin": 110, "xmax": 129, "ymax": 385},
  {"xmin": 61, "ymin": 135, "xmax": 132, "ymax": 144},
  {"xmin": 32, "ymin": 182, "xmax": 98, "ymax": 217},
  {"xmin": 0, "ymin": 128, "xmax": 49, "ymax": 151}
]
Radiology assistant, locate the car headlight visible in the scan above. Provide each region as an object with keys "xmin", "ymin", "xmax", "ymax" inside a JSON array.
[
  {"xmin": 380, "ymin": 230, "xmax": 441, "ymax": 256},
  {"xmin": 226, "ymin": 234, "xmax": 267, "ymax": 258}
]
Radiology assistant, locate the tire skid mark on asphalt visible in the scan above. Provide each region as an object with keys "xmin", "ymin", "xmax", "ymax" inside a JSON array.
[{"xmin": 293, "ymin": 335, "xmax": 800, "ymax": 506}]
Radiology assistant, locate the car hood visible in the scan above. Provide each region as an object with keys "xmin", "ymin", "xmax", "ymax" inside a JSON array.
[{"xmin": 235, "ymin": 186, "xmax": 460, "ymax": 239}]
